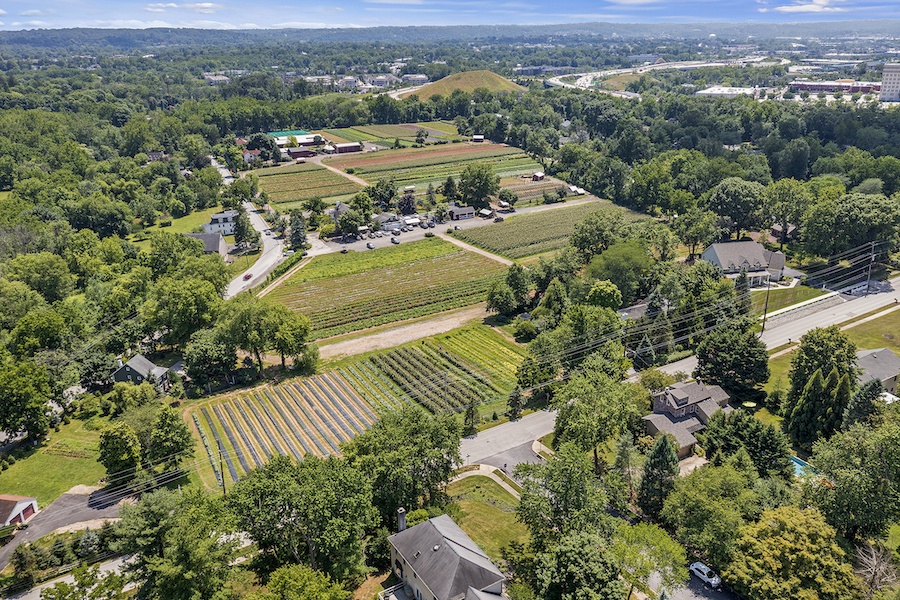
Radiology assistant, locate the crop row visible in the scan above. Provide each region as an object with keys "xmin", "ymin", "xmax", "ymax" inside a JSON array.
[
  {"xmin": 325, "ymin": 145, "xmax": 523, "ymax": 173},
  {"xmin": 256, "ymin": 162, "xmax": 325, "ymax": 177},
  {"xmin": 190, "ymin": 373, "xmax": 377, "ymax": 486},
  {"xmin": 324, "ymin": 128, "xmax": 380, "ymax": 143},
  {"xmin": 357, "ymin": 152, "xmax": 533, "ymax": 178},
  {"xmin": 259, "ymin": 170, "xmax": 353, "ymax": 190}
]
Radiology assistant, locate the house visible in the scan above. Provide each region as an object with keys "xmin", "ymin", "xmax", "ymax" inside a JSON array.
[
  {"xmin": 184, "ymin": 233, "xmax": 228, "ymax": 258},
  {"xmin": 147, "ymin": 150, "xmax": 168, "ymax": 162},
  {"xmin": 0, "ymin": 495, "xmax": 38, "ymax": 526},
  {"xmin": 331, "ymin": 201, "xmax": 352, "ymax": 221},
  {"xmin": 701, "ymin": 241, "xmax": 786, "ymax": 287},
  {"xmin": 642, "ymin": 381, "xmax": 732, "ymax": 458},
  {"xmin": 387, "ymin": 510, "xmax": 506, "ymax": 600},
  {"xmin": 377, "ymin": 212, "xmax": 400, "ymax": 231},
  {"xmin": 857, "ymin": 348, "xmax": 900, "ymax": 395},
  {"xmin": 449, "ymin": 206, "xmax": 475, "ymax": 220},
  {"xmin": 112, "ymin": 354, "xmax": 170, "ymax": 392},
  {"xmin": 203, "ymin": 210, "xmax": 238, "ymax": 236},
  {"xmin": 203, "ymin": 74, "xmax": 230, "ymax": 85},
  {"xmin": 336, "ymin": 76, "xmax": 361, "ymax": 90},
  {"xmin": 242, "ymin": 149, "xmax": 262, "ymax": 163},
  {"xmin": 770, "ymin": 223, "xmax": 798, "ymax": 242},
  {"xmin": 532, "ymin": 172, "xmax": 545, "ymax": 181},
  {"xmin": 471, "ymin": 134, "xmax": 485, "ymax": 143},
  {"xmin": 336, "ymin": 142, "xmax": 363, "ymax": 154}
]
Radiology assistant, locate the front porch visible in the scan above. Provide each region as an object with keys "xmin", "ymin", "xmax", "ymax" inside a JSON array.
[{"xmin": 378, "ymin": 582, "xmax": 412, "ymax": 600}]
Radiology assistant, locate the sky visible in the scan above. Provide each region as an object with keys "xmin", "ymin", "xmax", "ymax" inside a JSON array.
[{"xmin": 0, "ymin": 0, "xmax": 897, "ymax": 30}]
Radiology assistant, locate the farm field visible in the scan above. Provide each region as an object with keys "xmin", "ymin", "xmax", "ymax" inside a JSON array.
[
  {"xmin": 453, "ymin": 201, "xmax": 608, "ymax": 259},
  {"xmin": 257, "ymin": 162, "xmax": 363, "ymax": 204},
  {"xmin": 499, "ymin": 175, "xmax": 574, "ymax": 206},
  {"xmin": 324, "ymin": 144, "xmax": 540, "ymax": 189},
  {"xmin": 189, "ymin": 325, "xmax": 524, "ymax": 489},
  {"xmin": 266, "ymin": 238, "xmax": 508, "ymax": 339}
]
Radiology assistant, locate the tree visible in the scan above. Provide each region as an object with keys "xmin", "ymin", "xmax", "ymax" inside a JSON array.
[
  {"xmin": 441, "ymin": 175, "xmax": 458, "ymax": 202},
  {"xmin": 289, "ymin": 210, "xmax": 307, "ymax": 249},
  {"xmin": 536, "ymin": 531, "xmax": 625, "ymax": 600},
  {"xmin": 147, "ymin": 406, "xmax": 194, "ymax": 469},
  {"xmin": 505, "ymin": 264, "xmax": 531, "ymax": 309},
  {"xmin": 397, "ymin": 191, "xmax": 416, "ymax": 215},
  {"xmin": 183, "ymin": 328, "xmax": 237, "ymax": 389},
  {"xmin": 145, "ymin": 276, "xmax": 220, "ymax": 347},
  {"xmin": 843, "ymin": 378, "xmax": 883, "ymax": 430},
  {"xmin": 250, "ymin": 564, "xmax": 350, "ymax": 600},
  {"xmin": 40, "ymin": 564, "xmax": 127, "ymax": 600},
  {"xmin": 343, "ymin": 408, "xmax": 461, "ymax": 526},
  {"xmin": 221, "ymin": 295, "xmax": 279, "ymax": 376},
  {"xmin": 611, "ymin": 523, "xmax": 688, "ymax": 599},
  {"xmin": 367, "ymin": 177, "xmax": 397, "ymax": 209},
  {"xmin": 463, "ymin": 399, "xmax": 478, "ymax": 436},
  {"xmin": 585, "ymin": 280, "xmax": 622, "ymax": 310},
  {"xmin": 515, "ymin": 443, "xmax": 611, "ymax": 551},
  {"xmin": 0, "ymin": 353, "xmax": 51, "ymax": 439},
  {"xmin": 486, "ymin": 281, "xmax": 517, "ymax": 316},
  {"xmin": 765, "ymin": 178, "xmax": 812, "ymax": 248},
  {"xmin": 98, "ymin": 422, "xmax": 141, "ymax": 481},
  {"xmin": 553, "ymin": 371, "xmax": 635, "ymax": 474},
  {"xmin": 855, "ymin": 543, "xmax": 898, "ymax": 600},
  {"xmin": 637, "ymin": 434, "xmax": 679, "ymax": 518},
  {"xmin": 693, "ymin": 323, "xmax": 769, "ymax": 399},
  {"xmin": 457, "ymin": 162, "xmax": 499, "ymax": 208},
  {"xmin": 228, "ymin": 454, "xmax": 377, "ymax": 580},
  {"xmin": 570, "ymin": 207, "xmax": 626, "ymax": 262},
  {"xmin": 673, "ymin": 207, "xmax": 717, "ymax": 259},
  {"xmin": 498, "ymin": 188, "xmax": 519, "ymax": 207},
  {"xmin": 697, "ymin": 410, "xmax": 793, "ymax": 480},
  {"xmin": 302, "ymin": 197, "xmax": 327, "ymax": 228},
  {"xmin": 233, "ymin": 209, "xmax": 260, "ymax": 248},
  {"xmin": 507, "ymin": 386, "xmax": 524, "ymax": 421},
  {"xmin": 786, "ymin": 326, "xmax": 857, "ymax": 416},
  {"xmin": 585, "ymin": 241, "xmax": 650, "ymax": 306},
  {"xmin": 5, "ymin": 251, "xmax": 76, "ymax": 303},
  {"xmin": 707, "ymin": 177, "xmax": 766, "ymax": 238},
  {"xmin": 337, "ymin": 208, "xmax": 366, "ymax": 237},
  {"xmin": 723, "ymin": 506, "xmax": 858, "ymax": 600},
  {"xmin": 269, "ymin": 306, "xmax": 315, "ymax": 371},
  {"xmin": 787, "ymin": 368, "xmax": 826, "ymax": 447}
]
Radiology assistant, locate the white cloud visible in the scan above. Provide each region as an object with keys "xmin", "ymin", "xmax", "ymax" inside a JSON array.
[
  {"xmin": 11, "ymin": 20, "xmax": 49, "ymax": 26},
  {"xmin": 763, "ymin": 0, "xmax": 847, "ymax": 12},
  {"xmin": 20, "ymin": 9, "xmax": 44, "ymax": 16},
  {"xmin": 272, "ymin": 20, "xmax": 363, "ymax": 27},
  {"xmin": 0, "ymin": 9, "xmax": 7, "ymax": 15},
  {"xmin": 146, "ymin": 3, "xmax": 178, "ymax": 11},
  {"xmin": 184, "ymin": 2, "xmax": 223, "ymax": 12},
  {"xmin": 94, "ymin": 19, "xmax": 175, "ymax": 27}
]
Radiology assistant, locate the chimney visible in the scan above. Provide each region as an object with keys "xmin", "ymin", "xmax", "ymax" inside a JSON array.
[
  {"xmin": 117, "ymin": 358, "xmax": 124, "ymax": 368},
  {"xmin": 397, "ymin": 507, "xmax": 407, "ymax": 532}
]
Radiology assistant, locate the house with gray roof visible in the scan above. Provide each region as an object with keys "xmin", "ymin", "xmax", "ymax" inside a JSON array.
[
  {"xmin": 701, "ymin": 241, "xmax": 786, "ymax": 287},
  {"xmin": 184, "ymin": 232, "xmax": 228, "ymax": 258},
  {"xmin": 112, "ymin": 354, "xmax": 170, "ymax": 393},
  {"xmin": 642, "ymin": 381, "xmax": 732, "ymax": 458},
  {"xmin": 857, "ymin": 348, "xmax": 900, "ymax": 395},
  {"xmin": 386, "ymin": 511, "xmax": 506, "ymax": 600}
]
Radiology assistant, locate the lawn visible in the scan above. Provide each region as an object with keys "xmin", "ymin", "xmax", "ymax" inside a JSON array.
[
  {"xmin": 0, "ymin": 419, "xmax": 107, "ymax": 506},
  {"xmin": 266, "ymin": 238, "xmax": 507, "ymax": 339},
  {"xmin": 402, "ymin": 70, "xmax": 524, "ymax": 99},
  {"xmin": 130, "ymin": 206, "xmax": 222, "ymax": 249},
  {"xmin": 453, "ymin": 201, "xmax": 611, "ymax": 259},
  {"xmin": 751, "ymin": 285, "xmax": 827, "ymax": 315},
  {"xmin": 446, "ymin": 475, "xmax": 527, "ymax": 561},
  {"xmin": 257, "ymin": 164, "xmax": 362, "ymax": 204},
  {"xmin": 226, "ymin": 249, "xmax": 262, "ymax": 278}
]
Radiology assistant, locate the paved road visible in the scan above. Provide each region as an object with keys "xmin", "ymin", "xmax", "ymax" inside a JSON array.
[
  {"xmin": 7, "ymin": 556, "xmax": 131, "ymax": 600},
  {"xmin": 659, "ymin": 276, "xmax": 900, "ymax": 377},
  {"xmin": 649, "ymin": 572, "xmax": 736, "ymax": 600},
  {"xmin": 224, "ymin": 201, "xmax": 285, "ymax": 298},
  {"xmin": 460, "ymin": 410, "xmax": 557, "ymax": 465},
  {"xmin": 0, "ymin": 493, "xmax": 122, "ymax": 571}
]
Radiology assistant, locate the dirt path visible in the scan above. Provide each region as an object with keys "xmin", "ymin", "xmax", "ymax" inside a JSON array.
[
  {"xmin": 435, "ymin": 233, "xmax": 513, "ymax": 265},
  {"xmin": 317, "ymin": 159, "xmax": 371, "ymax": 186},
  {"xmin": 318, "ymin": 304, "xmax": 488, "ymax": 360},
  {"xmin": 257, "ymin": 257, "xmax": 311, "ymax": 298}
]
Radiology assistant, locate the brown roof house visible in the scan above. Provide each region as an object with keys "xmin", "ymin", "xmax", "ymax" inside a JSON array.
[
  {"xmin": 0, "ymin": 495, "xmax": 38, "ymax": 526},
  {"xmin": 384, "ymin": 510, "xmax": 507, "ymax": 600},
  {"xmin": 642, "ymin": 381, "xmax": 732, "ymax": 458},
  {"xmin": 701, "ymin": 241, "xmax": 786, "ymax": 287}
]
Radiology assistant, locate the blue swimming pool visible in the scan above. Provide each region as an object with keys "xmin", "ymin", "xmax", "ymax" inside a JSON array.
[{"xmin": 791, "ymin": 456, "xmax": 810, "ymax": 477}]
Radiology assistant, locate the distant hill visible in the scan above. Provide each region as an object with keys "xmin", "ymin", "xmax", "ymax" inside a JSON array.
[{"xmin": 402, "ymin": 70, "xmax": 524, "ymax": 99}]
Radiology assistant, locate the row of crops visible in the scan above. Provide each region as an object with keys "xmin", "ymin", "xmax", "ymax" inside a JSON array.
[
  {"xmin": 189, "ymin": 326, "xmax": 526, "ymax": 487},
  {"xmin": 453, "ymin": 201, "xmax": 608, "ymax": 259},
  {"xmin": 257, "ymin": 165, "xmax": 363, "ymax": 204},
  {"xmin": 267, "ymin": 239, "xmax": 508, "ymax": 339}
]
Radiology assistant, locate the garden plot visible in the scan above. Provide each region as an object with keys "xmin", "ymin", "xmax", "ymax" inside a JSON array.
[
  {"xmin": 257, "ymin": 164, "xmax": 363, "ymax": 204},
  {"xmin": 266, "ymin": 238, "xmax": 507, "ymax": 339}
]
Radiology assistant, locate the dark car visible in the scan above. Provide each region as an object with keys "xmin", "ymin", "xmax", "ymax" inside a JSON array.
[
  {"xmin": 366, "ymin": 242, "xmax": 375, "ymax": 249},
  {"xmin": 391, "ymin": 237, "xmax": 400, "ymax": 244},
  {"xmin": 243, "ymin": 273, "xmax": 253, "ymax": 281},
  {"xmin": 341, "ymin": 248, "xmax": 349, "ymax": 254},
  {"xmin": 493, "ymin": 216, "xmax": 505, "ymax": 222}
]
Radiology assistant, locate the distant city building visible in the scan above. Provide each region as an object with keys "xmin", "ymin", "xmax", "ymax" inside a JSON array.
[
  {"xmin": 203, "ymin": 74, "xmax": 230, "ymax": 85},
  {"xmin": 513, "ymin": 65, "xmax": 574, "ymax": 76},
  {"xmin": 881, "ymin": 63, "xmax": 900, "ymax": 102},
  {"xmin": 790, "ymin": 79, "xmax": 880, "ymax": 95},
  {"xmin": 401, "ymin": 74, "xmax": 430, "ymax": 84},
  {"xmin": 696, "ymin": 86, "xmax": 756, "ymax": 99}
]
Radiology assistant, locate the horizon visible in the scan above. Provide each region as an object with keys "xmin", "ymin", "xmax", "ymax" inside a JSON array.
[{"xmin": 0, "ymin": 0, "xmax": 898, "ymax": 31}]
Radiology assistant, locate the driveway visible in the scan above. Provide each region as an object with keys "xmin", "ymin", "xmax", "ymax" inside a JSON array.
[
  {"xmin": 0, "ymin": 491, "xmax": 122, "ymax": 570},
  {"xmin": 224, "ymin": 201, "xmax": 285, "ymax": 298},
  {"xmin": 649, "ymin": 572, "xmax": 737, "ymax": 600}
]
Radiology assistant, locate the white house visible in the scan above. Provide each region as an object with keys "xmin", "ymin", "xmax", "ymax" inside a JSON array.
[
  {"xmin": 203, "ymin": 210, "xmax": 239, "ymax": 236},
  {"xmin": 386, "ymin": 511, "xmax": 506, "ymax": 600},
  {"xmin": 0, "ymin": 495, "xmax": 38, "ymax": 526},
  {"xmin": 701, "ymin": 241, "xmax": 786, "ymax": 287}
]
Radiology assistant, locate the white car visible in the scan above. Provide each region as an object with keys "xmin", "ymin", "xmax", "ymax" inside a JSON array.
[{"xmin": 689, "ymin": 562, "xmax": 721, "ymax": 588}]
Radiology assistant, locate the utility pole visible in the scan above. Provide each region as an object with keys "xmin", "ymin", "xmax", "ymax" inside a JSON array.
[
  {"xmin": 219, "ymin": 449, "xmax": 226, "ymax": 498},
  {"xmin": 865, "ymin": 240, "xmax": 876, "ymax": 297},
  {"xmin": 759, "ymin": 277, "xmax": 772, "ymax": 335}
]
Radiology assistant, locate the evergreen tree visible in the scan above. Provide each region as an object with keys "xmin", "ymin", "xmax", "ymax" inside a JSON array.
[
  {"xmin": 635, "ymin": 334, "xmax": 656, "ymax": 369},
  {"xmin": 735, "ymin": 268, "xmax": 751, "ymax": 315},
  {"xmin": 442, "ymin": 175, "xmax": 458, "ymax": 202},
  {"xmin": 650, "ymin": 313, "xmax": 674, "ymax": 357},
  {"xmin": 507, "ymin": 386, "xmax": 524, "ymax": 421},
  {"xmin": 843, "ymin": 379, "xmax": 883, "ymax": 430},
  {"xmin": 425, "ymin": 183, "xmax": 436, "ymax": 209},
  {"xmin": 464, "ymin": 399, "xmax": 478, "ymax": 436},
  {"xmin": 788, "ymin": 368, "xmax": 826, "ymax": 447},
  {"xmin": 289, "ymin": 210, "xmax": 307, "ymax": 249},
  {"xmin": 613, "ymin": 432, "xmax": 641, "ymax": 501},
  {"xmin": 823, "ymin": 372, "xmax": 852, "ymax": 439},
  {"xmin": 638, "ymin": 435, "xmax": 679, "ymax": 517}
]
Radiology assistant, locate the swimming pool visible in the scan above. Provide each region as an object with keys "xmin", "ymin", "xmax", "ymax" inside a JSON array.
[{"xmin": 791, "ymin": 456, "xmax": 811, "ymax": 477}]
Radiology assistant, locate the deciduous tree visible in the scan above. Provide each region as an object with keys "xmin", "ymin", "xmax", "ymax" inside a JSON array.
[
  {"xmin": 694, "ymin": 322, "xmax": 769, "ymax": 399},
  {"xmin": 536, "ymin": 531, "xmax": 625, "ymax": 600}
]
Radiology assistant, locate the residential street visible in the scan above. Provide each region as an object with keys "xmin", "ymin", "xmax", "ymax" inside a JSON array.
[
  {"xmin": 460, "ymin": 409, "xmax": 557, "ymax": 465},
  {"xmin": 224, "ymin": 201, "xmax": 285, "ymax": 298}
]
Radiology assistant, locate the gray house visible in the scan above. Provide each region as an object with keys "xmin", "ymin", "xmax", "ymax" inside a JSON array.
[
  {"xmin": 701, "ymin": 241, "xmax": 786, "ymax": 287},
  {"xmin": 857, "ymin": 348, "xmax": 900, "ymax": 395},
  {"xmin": 112, "ymin": 354, "xmax": 170, "ymax": 392},
  {"xmin": 386, "ymin": 512, "xmax": 506, "ymax": 600},
  {"xmin": 642, "ymin": 381, "xmax": 732, "ymax": 458}
]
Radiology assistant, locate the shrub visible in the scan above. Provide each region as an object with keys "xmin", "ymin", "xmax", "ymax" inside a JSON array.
[
  {"xmin": 159, "ymin": 219, "xmax": 173, "ymax": 228},
  {"xmin": 424, "ymin": 231, "xmax": 435, "ymax": 238}
]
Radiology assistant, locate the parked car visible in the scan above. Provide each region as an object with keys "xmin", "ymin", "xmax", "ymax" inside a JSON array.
[
  {"xmin": 368, "ymin": 233, "xmax": 376, "ymax": 239},
  {"xmin": 391, "ymin": 228, "xmax": 401, "ymax": 236},
  {"xmin": 428, "ymin": 222, "xmax": 436, "ymax": 228},
  {"xmin": 493, "ymin": 216, "xmax": 505, "ymax": 222},
  {"xmin": 375, "ymin": 231, "xmax": 384, "ymax": 237},
  {"xmin": 391, "ymin": 237, "xmax": 400, "ymax": 244},
  {"xmin": 340, "ymin": 248, "xmax": 349, "ymax": 254},
  {"xmin": 243, "ymin": 273, "xmax": 253, "ymax": 281},
  {"xmin": 420, "ymin": 222, "xmax": 428, "ymax": 229},
  {"xmin": 454, "ymin": 225, "xmax": 461, "ymax": 230},
  {"xmin": 301, "ymin": 251, "xmax": 309, "ymax": 257},
  {"xmin": 366, "ymin": 242, "xmax": 375, "ymax": 249},
  {"xmin": 283, "ymin": 250, "xmax": 295, "ymax": 256},
  {"xmin": 689, "ymin": 562, "xmax": 721, "ymax": 588}
]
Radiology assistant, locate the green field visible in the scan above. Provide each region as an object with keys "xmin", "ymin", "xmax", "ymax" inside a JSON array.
[
  {"xmin": 189, "ymin": 325, "xmax": 524, "ymax": 490},
  {"xmin": 266, "ymin": 238, "xmax": 508, "ymax": 339},
  {"xmin": 751, "ymin": 286, "xmax": 827, "ymax": 315},
  {"xmin": 446, "ymin": 475, "xmax": 527, "ymax": 561},
  {"xmin": 453, "ymin": 201, "xmax": 608, "ymax": 258},
  {"xmin": 130, "ymin": 206, "xmax": 222, "ymax": 249},
  {"xmin": 0, "ymin": 420, "xmax": 106, "ymax": 506},
  {"xmin": 324, "ymin": 144, "xmax": 539, "ymax": 189},
  {"xmin": 257, "ymin": 163, "xmax": 362, "ymax": 204},
  {"xmin": 418, "ymin": 121, "xmax": 459, "ymax": 135}
]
